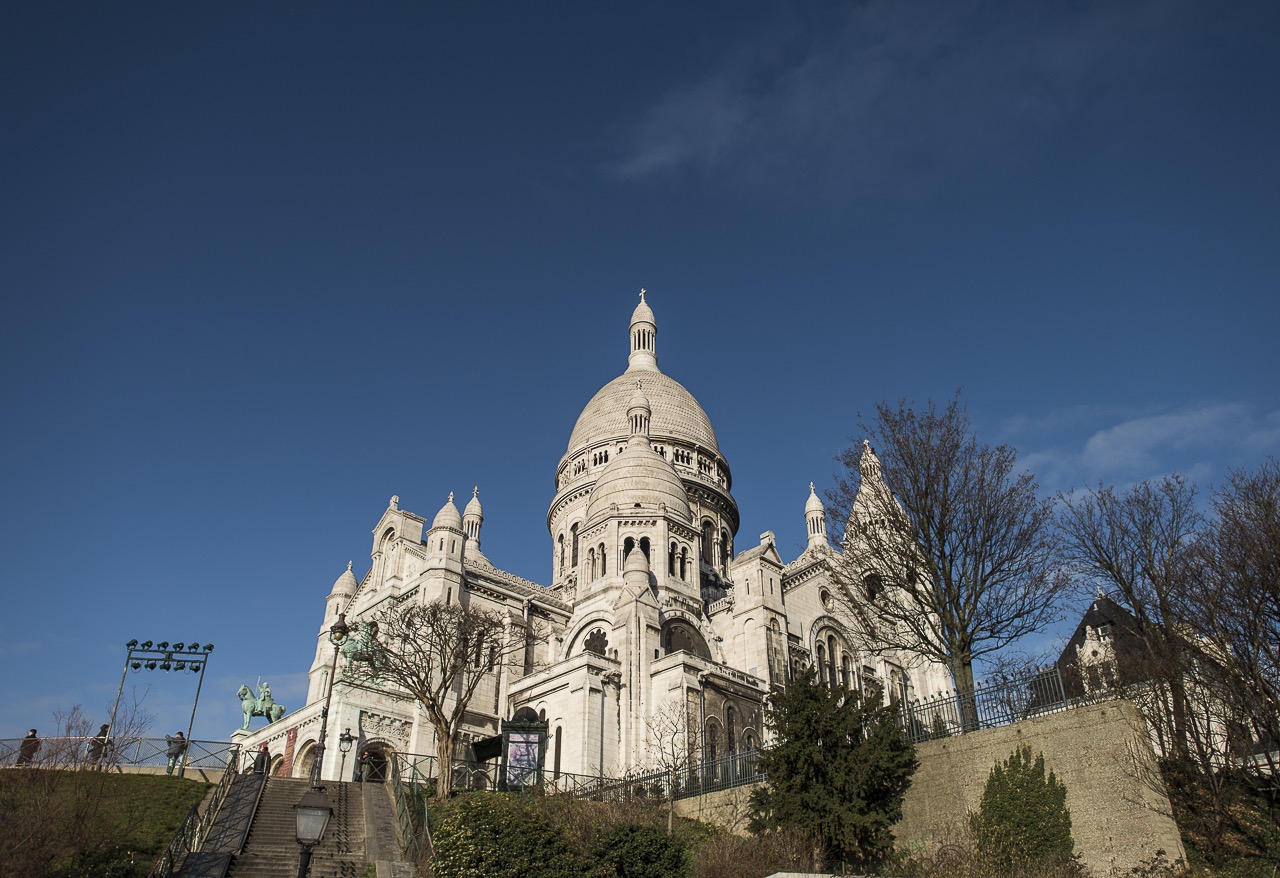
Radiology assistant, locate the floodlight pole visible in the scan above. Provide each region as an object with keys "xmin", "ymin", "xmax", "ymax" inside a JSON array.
[{"xmin": 106, "ymin": 640, "xmax": 214, "ymax": 775}]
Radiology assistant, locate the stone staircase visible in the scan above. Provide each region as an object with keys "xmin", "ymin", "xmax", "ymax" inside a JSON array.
[{"xmin": 227, "ymin": 777, "xmax": 366, "ymax": 878}]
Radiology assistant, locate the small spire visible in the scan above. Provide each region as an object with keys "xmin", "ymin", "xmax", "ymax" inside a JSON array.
[
  {"xmin": 347, "ymin": 560, "xmax": 353, "ymax": 572},
  {"xmin": 639, "ymin": 288, "xmax": 646, "ymax": 302},
  {"xmin": 472, "ymin": 486, "xmax": 479, "ymax": 498},
  {"xmin": 447, "ymin": 491, "xmax": 454, "ymax": 503}
]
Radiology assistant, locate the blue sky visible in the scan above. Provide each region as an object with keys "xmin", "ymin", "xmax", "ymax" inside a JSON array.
[{"xmin": 2, "ymin": 1, "xmax": 1276, "ymax": 743}]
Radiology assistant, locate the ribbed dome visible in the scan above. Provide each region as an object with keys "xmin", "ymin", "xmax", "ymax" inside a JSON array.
[
  {"xmin": 431, "ymin": 493, "xmax": 463, "ymax": 530},
  {"xmin": 464, "ymin": 487, "xmax": 483, "ymax": 519},
  {"xmin": 330, "ymin": 561, "xmax": 358, "ymax": 597},
  {"xmin": 568, "ymin": 369, "xmax": 719, "ymax": 456},
  {"xmin": 631, "ymin": 293, "xmax": 655, "ymax": 328},
  {"xmin": 585, "ymin": 440, "xmax": 692, "ymax": 524},
  {"xmin": 805, "ymin": 482, "xmax": 824, "ymax": 515}
]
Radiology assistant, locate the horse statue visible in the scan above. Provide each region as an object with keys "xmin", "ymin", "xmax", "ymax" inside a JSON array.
[{"xmin": 237, "ymin": 681, "xmax": 285, "ymax": 729}]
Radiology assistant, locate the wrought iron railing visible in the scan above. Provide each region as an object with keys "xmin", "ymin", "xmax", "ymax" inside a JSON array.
[
  {"xmin": 147, "ymin": 745, "xmax": 241, "ymax": 878},
  {"xmin": 390, "ymin": 748, "xmax": 765, "ymax": 805},
  {"xmin": 0, "ymin": 735, "xmax": 238, "ymax": 773},
  {"xmin": 388, "ymin": 751, "xmax": 427, "ymax": 864},
  {"xmin": 896, "ymin": 666, "xmax": 1069, "ymax": 743}
]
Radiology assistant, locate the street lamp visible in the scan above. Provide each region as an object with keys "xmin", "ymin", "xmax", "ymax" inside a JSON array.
[
  {"xmin": 293, "ymin": 786, "xmax": 332, "ymax": 878},
  {"xmin": 108, "ymin": 640, "xmax": 213, "ymax": 777},
  {"xmin": 338, "ymin": 728, "xmax": 356, "ymax": 782},
  {"xmin": 309, "ymin": 614, "xmax": 349, "ymax": 788}
]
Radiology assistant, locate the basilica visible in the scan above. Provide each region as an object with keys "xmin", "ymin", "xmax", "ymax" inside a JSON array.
[{"xmin": 236, "ymin": 294, "xmax": 951, "ymax": 782}]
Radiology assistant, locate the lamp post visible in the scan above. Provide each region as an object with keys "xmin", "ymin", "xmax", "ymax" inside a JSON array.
[
  {"xmin": 309, "ymin": 614, "xmax": 350, "ymax": 788},
  {"xmin": 108, "ymin": 640, "xmax": 213, "ymax": 777},
  {"xmin": 338, "ymin": 728, "xmax": 355, "ymax": 782},
  {"xmin": 294, "ymin": 786, "xmax": 332, "ymax": 878}
]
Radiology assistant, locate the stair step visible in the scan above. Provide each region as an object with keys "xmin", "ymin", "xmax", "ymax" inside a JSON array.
[{"xmin": 225, "ymin": 779, "xmax": 369, "ymax": 878}]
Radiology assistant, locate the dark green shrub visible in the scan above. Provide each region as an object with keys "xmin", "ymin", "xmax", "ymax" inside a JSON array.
[
  {"xmin": 969, "ymin": 745, "xmax": 1079, "ymax": 873},
  {"xmin": 431, "ymin": 793, "xmax": 582, "ymax": 878},
  {"xmin": 592, "ymin": 822, "xmax": 689, "ymax": 878}
]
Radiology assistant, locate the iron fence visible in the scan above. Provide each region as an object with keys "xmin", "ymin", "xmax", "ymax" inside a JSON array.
[
  {"xmin": 0, "ymin": 736, "xmax": 238, "ymax": 773},
  {"xmin": 390, "ymin": 747, "xmax": 765, "ymax": 804},
  {"xmin": 896, "ymin": 666, "xmax": 1069, "ymax": 744}
]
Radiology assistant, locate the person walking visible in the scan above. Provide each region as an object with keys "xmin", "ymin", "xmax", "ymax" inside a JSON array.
[
  {"xmin": 164, "ymin": 731, "xmax": 188, "ymax": 775},
  {"xmin": 16, "ymin": 729, "xmax": 40, "ymax": 766}
]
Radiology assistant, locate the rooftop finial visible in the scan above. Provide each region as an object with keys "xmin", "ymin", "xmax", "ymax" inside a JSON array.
[
  {"xmin": 639, "ymin": 288, "xmax": 646, "ymax": 302},
  {"xmin": 447, "ymin": 491, "xmax": 454, "ymax": 503}
]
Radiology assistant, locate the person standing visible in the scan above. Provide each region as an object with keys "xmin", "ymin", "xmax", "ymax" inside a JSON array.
[
  {"xmin": 357, "ymin": 748, "xmax": 371, "ymax": 783},
  {"xmin": 16, "ymin": 729, "xmax": 40, "ymax": 765},
  {"xmin": 252, "ymin": 742, "xmax": 270, "ymax": 775},
  {"xmin": 87, "ymin": 724, "xmax": 110, "ymax": 767},
  {"xmin": 164, "ymin": 731, "xmax": 188, "ymax": 775}
]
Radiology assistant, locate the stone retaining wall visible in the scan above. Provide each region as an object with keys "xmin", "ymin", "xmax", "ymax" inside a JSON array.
[{"xmin": 675, "ymin": 699, "xmax": 1185, "ymax": 876}]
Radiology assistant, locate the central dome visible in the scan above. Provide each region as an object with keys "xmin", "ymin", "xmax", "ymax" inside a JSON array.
[
  {"xmin": 568, "ymin": 368, "xmax": 720, "ymax": 456},
  {"xmin": 565, "ymin": 292, "xmax": 720, "ymax": 457}
]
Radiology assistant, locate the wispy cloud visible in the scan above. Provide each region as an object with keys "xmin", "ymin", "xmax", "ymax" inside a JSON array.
[
  {"xmin": 606, "ymin": 0, "xmax": 1206, "ymax": 187},
  {"xmin": 1009, "ymin": 401, "xmax": 1280, "ymax": 492}
]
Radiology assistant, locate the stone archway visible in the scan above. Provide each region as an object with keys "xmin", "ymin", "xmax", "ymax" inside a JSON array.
[{"xmin": 358, "ymin": 743, "xmax": 391, "ymax": 783}]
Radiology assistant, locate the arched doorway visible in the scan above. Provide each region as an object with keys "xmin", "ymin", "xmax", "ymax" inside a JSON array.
[{"xmin": 358, "ymin": 745, "xmax": 389, "ymax": 783}]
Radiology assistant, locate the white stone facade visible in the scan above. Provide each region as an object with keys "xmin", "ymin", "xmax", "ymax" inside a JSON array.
[{"xmin": 239, "ymin": 293, "xmax": 951, "ymax": 782}]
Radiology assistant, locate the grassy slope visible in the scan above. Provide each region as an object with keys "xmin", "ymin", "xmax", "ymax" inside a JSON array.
[{"xmin": 0, "ymin": 770, "xmax": 209, "ymax": 877}]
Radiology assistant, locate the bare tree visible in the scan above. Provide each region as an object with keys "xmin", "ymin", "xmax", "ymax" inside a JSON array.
[
  {"xmin": 1187, "ymin": 459, "xmax": 1280, "ymax": 781},
  {"xmin": 342, "ymin": 597, "xmax": 538, "ymax": 799},
  {"xmin": 827, "ymin": 394, "xmax": 1068, "ymax": 725},
  {"xmin": 1057, "ymin": 474, "xmax": 1203, "ymax": 759},
  {"xmin": 645, "ymin": 696, "xmax": 701, "ymax": 834}
]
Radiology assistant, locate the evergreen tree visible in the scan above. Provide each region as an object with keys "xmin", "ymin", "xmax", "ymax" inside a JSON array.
[
  {"xmin": 749, "ymin": 668, "xmax": 917, "ymax": 867},
  {"xmin": 970, "ymin": 745, "xmax": 1078, "ymax": 872}
]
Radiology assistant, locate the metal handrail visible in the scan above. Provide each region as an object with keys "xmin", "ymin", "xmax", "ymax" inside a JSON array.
[
  {"xmin": 146, "ymin": 745, "xmax": 240, "ymax": 878},
  {"xmin": 388, "ymin": 751, "xmax": 426, "ymax": 863}
]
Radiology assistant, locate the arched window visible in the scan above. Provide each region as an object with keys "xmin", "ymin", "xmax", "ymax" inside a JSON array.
[
  {"xmin": 599, "ymin": 543, "xmax": 607, "ymax": 576},
  {"xmin": 571, "ymin": 524, "xmax": 579, "ymax": 568},
  {"xmin": 588, "ymin": 549, "xmax": 596, "ymax": 580},
  {"xmin": 640, "ymin": 537, "xmax": 651, "ymax": 561},
  {"xmin": 679, "ymin": 547, "xmax": 687, "ymax": 580},
  {"xmin": 827, "ymin": 635, "xmax": 838, "ymax": 687},
  {"xmin": 558, "ymin": 534, "xmax": 565, "ymax": 574},
  {"xmin": 816, "ymin": 644, "xmax": 827, "ymax": 684},
  {"xmin": 623, "ymin": 537, "xmax": 635, "ymax": 560},
  {"xmin": 701, "ymin": 521, "xmax": 714, "ymax": 566},
  {"xmin": 842, "ymin": 654, "xmax": 852, "ymax": 689},
  {"xmin": 554, "ymin": 726, "xmax": 562, "ymax": 779},
  {"xmin": 720, "ymin": 530, "xmax": 730, "ymax": 571},
  {"xmin": 705, "ymin": 719, "xmax": 721, "ymax": 762},
  {"xmin": 668, "ymin": 542, "xmax": 676, "ymax": 575},
  {"xmin": 726, "ymin": 706, "xmax": 737, "ymax": 753}
]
